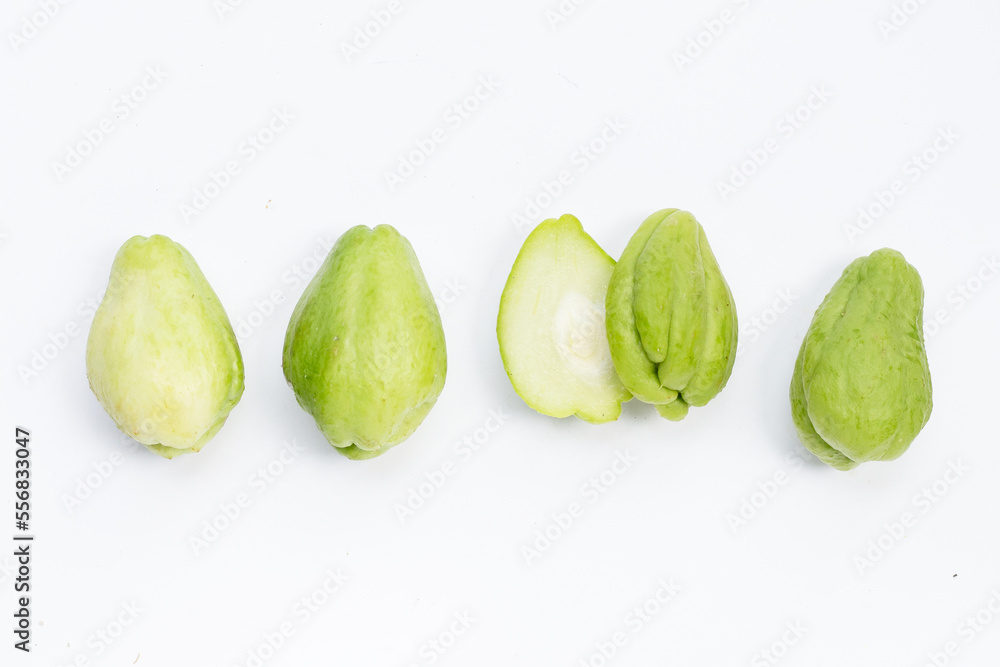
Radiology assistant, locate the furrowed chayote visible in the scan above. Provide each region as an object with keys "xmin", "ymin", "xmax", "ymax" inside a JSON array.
[{"xmin": 606, "ymin": 209, "xmax": 738, "ymax": 420}]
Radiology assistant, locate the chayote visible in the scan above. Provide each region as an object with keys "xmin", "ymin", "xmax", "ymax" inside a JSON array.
[
  {"xmin": 283, "ymin": 225, "xmax": 447, "ymax": 460},
  {"xmin": 606, "ymin": 209, "xmax": 738, "ymax": 420},
  {"xmin": 86, "ymin": 235, "xmax": 245, "ymax": 458},
  {"xmin": 497, "ymin": 214, "xmax": 631, "ymax": 424},
  {"xmin": 790, "ymin": 248, "xmax": 932, "ymax": 470}
]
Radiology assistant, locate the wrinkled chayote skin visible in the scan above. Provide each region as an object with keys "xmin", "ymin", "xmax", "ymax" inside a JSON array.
[
  {"xmin": 86, "ymin": 235, "xmax": 245, "ymax": 459},
  {"xmin": 606, "ymin": 209, "xmax": 738, "ymax": 420},
  {"xmin": 790, "ymin": 248, "xmax": 932, "ymax": 470},
  {"xmin": 283, "ymin": 225, "xmax": 447, "ymax": 460}
]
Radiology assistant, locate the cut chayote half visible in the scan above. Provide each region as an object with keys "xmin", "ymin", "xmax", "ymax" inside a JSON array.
[
  {"xmin": 86, "ymin": 235, "xmax": 245, "ymax": 458},
  {"xmin": 606, "ymin": 209, "xmax": 738, "ymax": 420},
  {"xmin": 283, "ymin": 225, "xmax": 447, "ymax": 460},
  {"xmin": 497, "ymin": 215, "xmax": 631, "ymax": 423},
  {"xmin": 790, "ymin": 248, "xmax": 932, "ymax": 470}
]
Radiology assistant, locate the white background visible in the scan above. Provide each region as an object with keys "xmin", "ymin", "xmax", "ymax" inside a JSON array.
[{"xmin": 3, "ymin": 0, "xmax": 1000, "ymax": 665}]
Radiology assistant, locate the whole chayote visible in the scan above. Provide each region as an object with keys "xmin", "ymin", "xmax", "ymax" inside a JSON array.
[
  {"xmin": 790, "ymin": 248, "xmax": 932, "ymax": 470},
  {"xmin": 283, "ymin": 225, "xmax": 447, "ymax": 460},
  {"xmin": 606, "ymin": 209, "xmax": 738, "ymax": 420},
  {"xmin": 86, "ymin": 235, "xmax": 245, "ymax": 458}
]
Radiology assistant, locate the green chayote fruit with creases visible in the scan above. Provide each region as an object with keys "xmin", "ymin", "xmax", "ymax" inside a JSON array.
[
  {"xmin": 606, "ymin": 209, "xmax": 738, "ymax": 420},
  {"xmin": 790, "ymin": 248, "xmax": 932, "ymax": 470},
  {"xmin": 283, "ymin": 225, "xmax": 447, "ymax": 460},
  {"xmin": 86, "ymin": 235, "xmax": 245, "ymax": 459}
]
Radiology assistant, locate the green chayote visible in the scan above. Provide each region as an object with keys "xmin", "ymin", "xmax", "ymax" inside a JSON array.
[
  {"xmin": 86, "ymin": 235, "xmax": 244, "ymax": 458},
  {"xmin": 497, "ymin": 214, "xmax": 631, "ymax": 424},
  {"xmin": 283, "ymin": 225, "xmax": 447, "ymax": 460},
  {"xmin": 790, "ymin": 248, "xmax": 933, "ymax": 470},
  {"xmin": 606, "ymin": 209, "xmax": 738, "ymax": 420}
]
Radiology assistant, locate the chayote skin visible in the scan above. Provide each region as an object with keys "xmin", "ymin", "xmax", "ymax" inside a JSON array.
[
  {"xmin": 86, "ymin": 235, "xmax": 245, "ymax": 459},
  {"xmin": 283, "ymin": 225, "xmax": 447, "ymax": 460},
  {"xmin": 606, "ymin": 209, "xmax": 738, "ymax": 420},
  {"xmin": 790, "ymin": 248, "xmax": 932, "ymax": 470}
]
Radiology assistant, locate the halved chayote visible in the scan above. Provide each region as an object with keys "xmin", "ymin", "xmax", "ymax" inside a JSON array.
[{"xmin": 497, "ymin": 215, "xmax": 630, "ymax": 423}]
